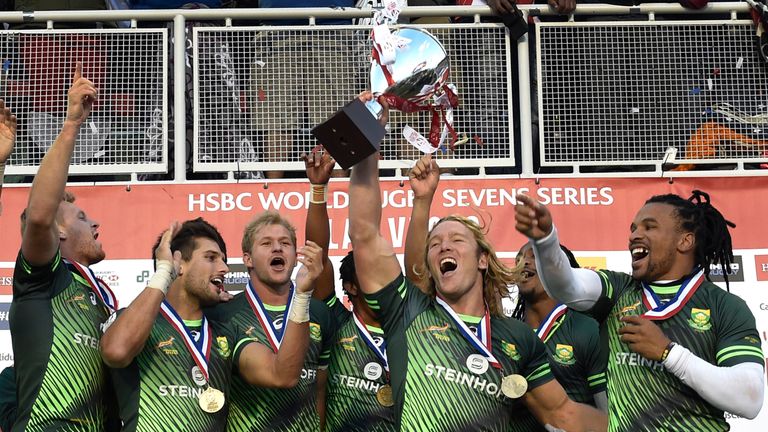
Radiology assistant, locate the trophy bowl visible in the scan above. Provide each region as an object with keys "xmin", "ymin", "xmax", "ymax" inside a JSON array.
[{"xmin": 370, "ymin": 27, "xmax": 450, "ymax": 106}]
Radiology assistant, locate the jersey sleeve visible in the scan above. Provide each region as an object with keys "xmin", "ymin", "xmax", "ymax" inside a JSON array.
[
  {"xmin": 584, "ymin": 270, "xmax": 633, "ymax": 324},
  {"xmin": 0, "ymin": 366, "xmax": 17, "ymax": 432},
  {"xmin": 12, "ymin": 249, "xmax": 68, "ymax": 299},
  {"xmin": 713, "ymin": 293, "xmax": 764, "ymax": 367},
  {"xmin": 362, "ymin": 273, "xmax": 430, "ymax": 337},
  {"xmin": 574, "ymin": 313, "xmax": 608, "ymax": 395}
]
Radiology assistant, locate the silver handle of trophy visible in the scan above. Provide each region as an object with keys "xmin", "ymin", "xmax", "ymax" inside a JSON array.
[{"xmin": 365, "ymin": 98, "xmax": 383, "ymax": 119}]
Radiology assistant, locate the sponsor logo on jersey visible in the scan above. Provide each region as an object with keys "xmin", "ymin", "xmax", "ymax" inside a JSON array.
[
  {"xmin": 614, "ymin": 351, "xmax": 664, "ymax": 371},
  {"xmin": 330, "ymin": 373, "xmax": 383, "ymax": 394},
  {"xmin": 338, "ymin": 335, "xmax": 357, "ymax": 352},
  {"xmin": 216, "ymin": 336, "xmax": 231, "ymax": 358},
  {"xmin": 73, "ymin": 332, "xmax": 100, "ymax": 349},
  {"xmin": 553, "ymin": 344, "xmax": 576, "ymax": 365},
  {"xmin": 688, "ymin": 308, "xmax": 712, "ymax": 331},
  {"xmin": 424, "ymin": 363, "xmax": 503, "ymax": 398},
  {"xmin": 615, "ymin": 301, "xmax": 642, "ymax": 317},
  {"xmin": 243, "ymin": 325, "xmax": 261, "ymax": 341},
  {"xmin": 310, "ymin": 322, "xmax": 322, "ymax": 342},
  {"xmin": 67, "ymin": 293, "xmax": 91, "ymax": 311},
  {"xmin": 501, "ymin": 341, "xmax": 521, "ymax": 361},
  {"xmin": 156, "ymin": 336, "xmax": 179, "ymax": 355},
  {"xmin": 744, "ymin": 336, "xmax": 760, "ymax": 344},
  {"xmin": 419, "ymin": 323, "xmax": 451, "ymax": 342}
]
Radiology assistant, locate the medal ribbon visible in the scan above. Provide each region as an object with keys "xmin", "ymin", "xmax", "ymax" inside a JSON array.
[
  {"xmin": 352, "ymin": 312, "xmax": 389, "ymax": 372},
  {"xmin": 641, "ymin": 268, "xmax": 705, "ymax": 320},
  {"xmin": 535, "ymin": 304, "xmax": 568, "ymax": 342},
  {"xmin": 65, "ymin": 259, "xmax": 118, "ymax": 312},
  {"xmin": 435, "ymin": 296, "xmax": 501, "ymax": 369},
  {"xmin": 245, "ymin": 280, "xmax": 294, "ymax": 352},
  {"xmin": 160, "ymin": 300, "xmax": 212, "ymax": 382}
]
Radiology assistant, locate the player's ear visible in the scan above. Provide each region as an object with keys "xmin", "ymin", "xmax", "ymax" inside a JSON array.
[{"xmin": 478, "ymin": 251, "xmax": 489, "ymax": 271}]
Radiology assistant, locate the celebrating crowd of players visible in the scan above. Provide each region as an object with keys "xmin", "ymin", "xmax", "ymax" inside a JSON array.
[{"xmin": 0, "ymin": 67, "xmax": 764, "ymax": 432}]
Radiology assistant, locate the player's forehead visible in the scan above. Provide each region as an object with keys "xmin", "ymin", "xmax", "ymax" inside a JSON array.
[
  {"xmin": 632, "ymin": 202, "xmax": 677, "ymax": 226},
  {"xmin": 517, "ymin": 244, "xmax": 533, "ymax": 260},
  {"xmin": 254, "ymin": 223, "xmax": 293, "ymax": 241},
  {"xmin": 57, "ymin": 201, "xmax": 86, "ymax": 219},
  {"xmin": 429, "ymin": 219, "xmax": 473, "ymax": 241},
  {"xmin": 192, "ymin": 237, "xmax": 225, "ymax": 257}
]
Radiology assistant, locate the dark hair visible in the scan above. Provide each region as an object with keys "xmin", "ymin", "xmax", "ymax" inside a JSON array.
[
  {"xmin": 511, "ymin": 244, "xmax": 580, "ymax": 321},
  {"xmin": 645, "ymin": 190, "xmax": 735, "ymax": 288},
  {"xmin": 339, "ymin": 251, "xmax": 356, "ymax": 284},
  {"xmin": 152, "ymin": 218, "xmax": 227, "ymax": 269}
]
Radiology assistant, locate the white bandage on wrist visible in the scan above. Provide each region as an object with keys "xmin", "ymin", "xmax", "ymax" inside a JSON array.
[
  {"xmin": 147, "ymin": 260, "xmax": 176, "ymax": 295},
  {"xmin": 288, "ymin": 290, "xmax": 313, "ymax": 324},
  {"xmin": 310, "ymin": 184, "xmax": 328, "ymax": 204}
]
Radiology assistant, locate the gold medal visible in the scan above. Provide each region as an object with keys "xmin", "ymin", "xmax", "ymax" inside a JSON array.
[
  {"xmin": 199, "ymin": 386, "xmax": 225, "ymax": 413},
  {"xmin": 376, "ymin": 384, "xmax": 394, "ymax": 407},
  {"xmin": 501, "ymin": 374, "xmax": 527, "ymax": 399}
]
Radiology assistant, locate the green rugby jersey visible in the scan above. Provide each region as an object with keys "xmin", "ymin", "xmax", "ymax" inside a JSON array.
[
  {"xmin": 588, "ymin": 270, "xmax": 764, "ymax": 432},
  {"xmin": 536, "ymin": 309, "xmax": 607, "ymax": 406},
  {"xmin": 10, "ymin": 251, "xmax": 114, "ymax": 432},
  {"xmin": 209, "ymin": 292, "xmax": 335, "ymax": 432},
  {"xmin": 365, "ymin": 274, "xmax": 554, "ymax": 432},
  {"xmin": 108, "ymin": 311, "xmax": 240, "ymax": 432},
  {"xmin": 325, "ymin": 297, "xmax": 396, "ymax": 432}
]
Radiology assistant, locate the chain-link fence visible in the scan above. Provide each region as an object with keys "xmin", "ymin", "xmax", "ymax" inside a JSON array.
[
  {"xmin": 193, "ymin": 23, "xmax": 514, "ymax": 173},
  {"xmin": 0, "ymin": 28, "xmax": 168, "ymax": 175},
  {"xmin": 537, "ymin": 20, "xmax": 768, "ymax": 169}
]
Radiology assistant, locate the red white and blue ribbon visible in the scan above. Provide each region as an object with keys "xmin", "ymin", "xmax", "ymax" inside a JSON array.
[
  {"xmin": 245, "ymin": 280, "xmax": 294, "ymax": 353},
  {"xmin": 65, "ymin": 259, "xmax": 118, "ymax": 312},
  {"xmin": 435, "ymin": 296, "xmax": 501, "ymax": 369},
  {"xmin": 641, "ymin": 268, "xmax": 705, "ymax": 321},
  {"xmin": 160, "ymin": 300, "xmax": 213, "ymax": 382},
  {"xmin": 353, "ymin": 312, "xmax": 389, "ymax": 372},
  {"xmin": 535, "ymin": 304, "xmax": 568, "ymax": 342}
]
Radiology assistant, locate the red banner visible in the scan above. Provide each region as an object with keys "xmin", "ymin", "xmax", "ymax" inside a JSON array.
[{"xmin": 1, "ymin": 176, "xmax": 766, "ymax": 262}]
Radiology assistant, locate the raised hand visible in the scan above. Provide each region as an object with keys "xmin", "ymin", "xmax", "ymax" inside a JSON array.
[
  {"xmin": 408, "ymin": 153, "xmax": 440, "ymax": 200},
  {"xmin": 155, "ymin": 222, "xmax": 182, "ymax": 277},
  {"xmin": 303, "ymin": 148, "xmax": 335, "ymax": 185},
  {"xmin": 358, "ymin": 91, "xmax": 390, "ymax": 127},
  {"xmin": 0, "ymin": 99, "xmax": 17, "ymax": 164},
  {"xmin": 548, "ymin": 0, "xmax": 576, "ymax": 14},
  {"xmin": 488, "ymin": 0, "xmax": 518, "ymax": 14},
  {"xmin": 66, "ymin": 62, "xmax": 98, "ymax": 126},
  {"xmin": 514, "ymin": 193, "xmax": 554, "ymax": 240},
  {"xmin": 295, "ymin": 240, "xmax": 324, "ymax": 294}
]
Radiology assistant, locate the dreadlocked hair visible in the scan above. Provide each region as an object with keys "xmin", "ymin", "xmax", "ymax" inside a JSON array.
[
  {"xmin": 645, "ymin": 190, "xmax": 735, "ymax": 289},
  {"xmin": 511, "ymin": 244, "xmax": 580, "ymax": 321},
  {"xmin": 414, "ymin": 215, "xmax": 523, "ymax": 318}
]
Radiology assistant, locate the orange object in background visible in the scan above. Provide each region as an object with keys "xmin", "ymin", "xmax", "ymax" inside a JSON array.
[{"xmin": 673, "ymin": 121, "xmax": 768, "ymax": 171}]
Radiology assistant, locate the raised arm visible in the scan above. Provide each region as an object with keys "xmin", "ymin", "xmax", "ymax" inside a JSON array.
[
  {"xmin": 237, "ymin": 241, "xmax": 322, "ymax": 388},
  {"xmin": 404, "ymin": 153, "xmax": 439, "ymax": 290},
  {"xmin": 515, "ymin": 193, "xmax": 602, "ymax": 311},
  {"xmin": 523, "ymin": 380, "xmax": 607, "ymax": 432},
  {"xmin": 0, "ymin": 99, "xmax": 17, "ymax": 215},
  {"xmin": 303, "ymin": 150, "xmax": 336, "ymax": 301},
  {"xmin": 22, "ymin": 63, "xmax": 97, "ymax": 265},
  {"xmin": 347, "ymin": 92, "xmax": 402, "ymax": 295},
  {"xmin": 101, "ymin": 223, "xmax": 179, "ymax": 368}
]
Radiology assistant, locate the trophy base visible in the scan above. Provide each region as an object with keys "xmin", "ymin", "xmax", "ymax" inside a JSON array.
[{"xmin": 311, "ymin": 98, "xmax": 386, "ymax": 170}]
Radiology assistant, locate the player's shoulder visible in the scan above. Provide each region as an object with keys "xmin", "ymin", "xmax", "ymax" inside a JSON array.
[
  {"xmin": 566, "ymin": 309, "xmax": 599, "ymax": 330},
  {"xmin": 698, "ymin": 279, "xmax": 751, "ymax": 312},
  {"xmin": 206, "ymin": 292, "xmax": 248, "ymax": 323}
]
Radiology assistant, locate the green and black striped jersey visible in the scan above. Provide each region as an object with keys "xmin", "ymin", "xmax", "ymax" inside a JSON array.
[
  {"xmin": 108, "ymin": 310, "xmax": 241, "ymax": 432},
  {"xmin": 535, "ymin": 308, "xmax": 607, "ymax": 406},
  {"xmin": 589, "ymin": 269, "xmax": 764, "ymax": 432},
  {"xmin": 364, "ymin": 274, "xmax": 554, "ymax": 432},
  {"xmin": 10, "ymin": 251, "xmax": 115, "ymax": 432},
  {"xmin": 325, "ymin": 297, "xmax": 396, "ymax": 432},
  {"xmin": 209, "ymin": 292, "xmax": 335, "ymax": 432}
]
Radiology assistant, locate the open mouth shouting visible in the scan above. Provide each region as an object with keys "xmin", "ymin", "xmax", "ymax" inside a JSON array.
[
  {"xmin": 269, "ymin": 256, "xmax": 286, "ymax": 272},
  {"xmin": 439, "ymin": 257, "xmax": 458, "ymax": 277},
  {"xmin": 630, "ymin": 245, "xmax": 649, "ymax": 271},
  {"xmin": 210, "ymin": 276, "xmax": 224, "ymax": 294}
]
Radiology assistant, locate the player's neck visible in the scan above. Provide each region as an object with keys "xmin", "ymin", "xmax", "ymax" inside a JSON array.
[
  {"xmin": 351, "ymin": 296, "xmax": 380, "ymax": 327},
  {"xmin": 525, "ymin": 294, "xmax": 559, "ymax": 328},
  {"xmin": 250, "ymin": 277, "xmax": 291, "ymax": 306},
  {"xmin": 166, "ymin": 286, "xmax": 203, "ymax": 321},
  {"xmin": 441, "ymin": 291, "xmax": 485, "ymax": 317}
]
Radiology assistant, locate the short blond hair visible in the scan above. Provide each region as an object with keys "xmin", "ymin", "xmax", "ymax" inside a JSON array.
[{"xmin": 241, "ymin": 211, "xmax": 297, "ymax": 254}]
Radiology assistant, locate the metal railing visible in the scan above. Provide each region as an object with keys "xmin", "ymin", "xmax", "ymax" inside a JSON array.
[{"xmin": 0, "ymin": 3, "xmax": 764, "ymax": 181}]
